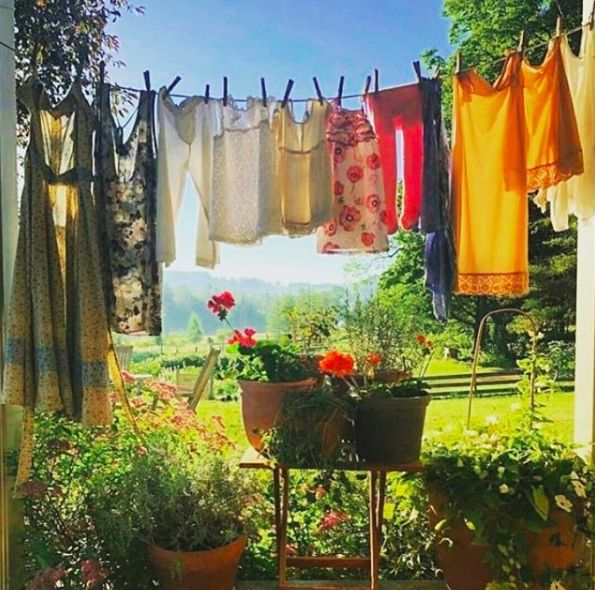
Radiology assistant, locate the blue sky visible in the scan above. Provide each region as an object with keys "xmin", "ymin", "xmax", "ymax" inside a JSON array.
[{"xmin": 110, "ymin": 0, "xmax": 451, "ymax": 284}]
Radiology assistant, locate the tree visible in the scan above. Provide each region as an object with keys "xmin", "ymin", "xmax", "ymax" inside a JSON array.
[
  {"xmin": 185, "ymin": 312, "xmax": 203, "ymax": 344},
  {"xmin": 15, "ymin": 0, "xmax": 144, "ymax": 135}
]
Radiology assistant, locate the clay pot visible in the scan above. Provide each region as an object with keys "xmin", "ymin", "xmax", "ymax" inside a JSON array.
[
  {"xmin": 332, "ymin": 370, "xmax": 411, "ymax": 394},
  {"xmin": 428, "ymin": 490, "xmax": 585, "ymax": 590},
  {"xmin": 355, "ymin": 394, "xmax": 430, "ymax": 464},
  {"xmin": 239, "ymin": 378, "xmax": 316, "ymax": 451},
  {"xmin": 147, "ymin": 534, "xmax": 246, "ymax": 590}
]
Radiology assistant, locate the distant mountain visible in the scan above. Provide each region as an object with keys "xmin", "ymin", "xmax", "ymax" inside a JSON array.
[{"xmin": 162, "ymin": 270, "xmax": 345, "ymax": 334}]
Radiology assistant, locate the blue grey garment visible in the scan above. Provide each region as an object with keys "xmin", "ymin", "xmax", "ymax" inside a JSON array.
[{"xmin": 418, "ymin": 75, "xmax": 456, "ymax": 321}]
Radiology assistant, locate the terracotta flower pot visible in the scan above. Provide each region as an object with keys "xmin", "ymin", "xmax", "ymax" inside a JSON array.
[
  {"xmin": 355, "ymin": 394, "xmax": 430, "ymax": 464},
  {"xmin": 428, "ymin": 490, "xmax": 585, "ymax": 590},
  {"xmin": 147, "ymin": 534, "xmax": 246, "ymax": 590},
  {"xmin": 239, "ymin": 378, "xmax": 316, "ymax": 451}
]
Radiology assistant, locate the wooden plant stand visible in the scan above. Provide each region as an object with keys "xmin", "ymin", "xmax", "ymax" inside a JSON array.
[{"xmin": 240, "ymin": 448, "xmax": 421, "ymax": 590}]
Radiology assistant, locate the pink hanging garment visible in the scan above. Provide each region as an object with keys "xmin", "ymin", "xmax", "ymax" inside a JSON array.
[
  {"xmin": 317, "ymin": 103, "xmax": 389, "ymax": 254},
  {"xmin": 365, "ymin": 83, "xmax": 424, "ymax": 232}
]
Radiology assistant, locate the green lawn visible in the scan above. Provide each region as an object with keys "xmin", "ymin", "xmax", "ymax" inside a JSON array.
[{"xmin": 197, "ymin": 391, "xmax": 575, "ymax": 450}]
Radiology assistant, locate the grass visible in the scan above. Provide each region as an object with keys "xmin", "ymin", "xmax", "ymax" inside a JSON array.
[{"xmin": 197, "ymin": 390, "xmax": 575, "ymax": 450}]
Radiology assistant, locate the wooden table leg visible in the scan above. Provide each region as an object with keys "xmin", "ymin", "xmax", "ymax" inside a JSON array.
[
  {"xmin": 278, "ymin": 467, "xmax": 290, "ymax": 590},
  {"xmin": 369, "ymin": 471, "xmax": 379, "ymax": 590},
  {"xmin": 273, "ymin": 467, "xmax": 282, "ymax": 569}
]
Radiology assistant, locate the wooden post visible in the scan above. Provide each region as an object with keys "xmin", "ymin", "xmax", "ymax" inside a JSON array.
[
  {"xmin": 0, "ymin": 1, "xmax": 19, "ymax": 589},
  {"xmin": 577, "ymin": 0, "xmax": 595, "ymax": 465}
]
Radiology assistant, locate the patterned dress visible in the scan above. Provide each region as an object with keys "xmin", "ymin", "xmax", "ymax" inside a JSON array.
[
  {"xmin": 95, "ymin": 83, "xmax": 162, "ymax": 335},
  {"xmin": 3, "ymin": 79, "xmax": 121, "ymax": 483},
  {"xmin": 317, "ymin": 104, "xmax": 388, "ymax": 254}
]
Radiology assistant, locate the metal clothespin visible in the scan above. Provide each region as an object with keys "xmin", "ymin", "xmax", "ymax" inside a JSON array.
[
  {"xmin": 363, "ymin": 75, "xmax": 372, "ymax": 97},
  {"xmin": 374, "ymin": 68, "xmax": 379, "ymax": 93},
  {"xmin": 337, "ymin": 76, "xmax": 344, "ymax": 106},
  {"xmin": 163, "ymin": 76, "xmax": 181, "ymax": 98},
  {"xmin": 260, "ymin": 77, "xmax": 267, "ymax": 107},
  {"xmin": 312, "ymin": 77, "xmax": 324, "ymax": 105},
  {"xmin": 143, "ymin": 70, "xmax": 151, "ymax": 92},
  {"xmin": 281, "ymin": 79, "xmax": 294, "ymax": 108},
  {"xmin": 204, "ymin": 84, "xmax": 210, "ymax": 104},
  {"xmin": 412, "ymin": 60, "xmax": 422, "ymax": 81},
  {"xmin": 223, "ymin": 76, "xmax": 228, "ymax": 107}
]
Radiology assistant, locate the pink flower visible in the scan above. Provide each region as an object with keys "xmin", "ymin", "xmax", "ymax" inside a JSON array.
[
  {"xmin": 339, "ymin": 205, "xmax": 361, "ymax": 231},
  {"xmin": 334, "ymin": 181, "xmax": 345, "ymax": 196},
  {"xmin": 361, "ymin": 232, "xmax": 375, "ymax": 247},
  {"xmin": 321, "ymin": 241, "xmax": 340, "ymax": 253},
  {"xmin": 324, "ymin": 221, "xmax": 337, "ymax": 236},
  {"xmin": 366, "ymin": 153, "xmax": 381, "ymax": 170},
  {"xmin": 121, "ymin": 370, "xmax": 135, "ymax": 384},
  {"xmin": 365, "ymin": 193, "xmax": 381, "ymax": 213},
  {"xmin": 346, "ymin": 165, "xmax": 364, "ymax": 184},
  {"xmin": 333, "ymin": 145, "xmax": 346, "ymax": 164},
  {"xmin": 319, "ymin": 510, "xmax": 349, "ymax": 531}
]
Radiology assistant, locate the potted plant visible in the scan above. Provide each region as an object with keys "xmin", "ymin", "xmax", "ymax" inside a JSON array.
[
  {"xmin": 422, "ymin": 414, "xmax": 595, "ymax": 590},
  {"xmin": 207, "ymin": 291, "xmax": 317, "ymax": 451},
  {"xmin": 319, "ymin": 335, "xmax": 433, "ymax": 465},
  {"xmin": 261, "ymin": 385, "xmax": 355, "ymax": 468}
]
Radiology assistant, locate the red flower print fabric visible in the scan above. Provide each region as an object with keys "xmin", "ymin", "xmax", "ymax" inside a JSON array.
[{"xmin": 317, "ymin": 104, "xmax": 389, "ymax": 255}]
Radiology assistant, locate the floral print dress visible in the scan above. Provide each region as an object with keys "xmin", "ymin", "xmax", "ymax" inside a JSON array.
[
  {"xmin": 95, "ymin": 83, "xmax": 162, "ymax": 334},
  {"xmin": 317, "ymin": 104, "xmax": 388, "ymax": 254}
]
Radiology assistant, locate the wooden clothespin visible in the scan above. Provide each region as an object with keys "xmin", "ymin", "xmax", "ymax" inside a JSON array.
[
  {"xmin": 590, "ymin": 0, "xmax": 595, "ymax": 29},
  {"xmin": 143, "ymin": 70, "xmax": 151, "ymax": 92},
  {"xmin": 517, "ymin": 30, "xmax": 527, "ymax": 54},
  {"xmin": 337, "ymin": 75, "xmax": 345, "ymax": 106},
  {"xmin": 312, "ymin": 77, "xmax": 324, "ymax": 105},
  {"xmin": 281, "ymin": 78, "xmax": 294, "ymax": 108},
  {"xmin": 223, "ymin": 76, "xmax": 228, "ymax": 107},
  {"xmin": 204, "ymin": 84, "xmax": 210, "ymax": 104},
  {"xmin": 412, "ymin": 60, "xmax": 422, "ymax": 81},
  {"xmin": 455, "ymin": 52, "xmax": 462, "ymax": 74},
  {"xmin": 433, "ymin": 65, "xmax": 441, "ymax": 79},
  {"xmin": 363, "ymin": 75, "xmax": 372, "ymax": 98},
  {"xmin": 260, "ymin": 77, "xmax": 267, "ymax": 107},
  {"xmin": 555, "ymin": 16, "xmax": 563, "ymax": 37},
  {"xmin": 164, "ymin": 76, "xmax": 181, "ymax": 98},
  {"xmin": 374, "ymin": 68, "xmax": 379, "ymax": 93}
]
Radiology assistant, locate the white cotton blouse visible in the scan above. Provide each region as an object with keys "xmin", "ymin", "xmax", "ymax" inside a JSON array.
[
  {"xmin": 210, "ymin": 97, "xmax": 283, "ymax": 244},
  {"xmin": 539, "ymin": 27, "xmax": 595, "ymax": 230}
]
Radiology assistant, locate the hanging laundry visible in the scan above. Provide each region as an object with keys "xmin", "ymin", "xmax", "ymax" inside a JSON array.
[
  {"xmin": 95, "ymin": 83, "xmax": 162, "ymax": 335},
  {"xmin": 365, "ymin": 83, "xmax": 424, "ymax": 233},
  {"xmin": 273, "ymin": 100, "xmax": 333, "ymax": 234},
  {"xmin": 155, "ymin": 89, "xmax": 220, "ymax": 268},
  {"xmin": 452, "ymin": 54, "xmax": 529, "ymax": 296},
  {"xmin": 2, "ymin": 79, "xmax": 122, "ymax": 480},
  {"xmin": 418, "ymin": 75, "xmax": 455, "ymax": 320},
  {"xmin": 521, "ymin": 36, "xmax": 583, "ymax": 191},
  {"xmin": 210, "ymin": 97, "xmax": 282, "ymax": 244},
  {"xmin": 317, "ymin": 103, "xmax": 388, "ymax": 254},
  {"xmin": 537, "ymin": 27, "xmax": 595, "ymax": 230}
]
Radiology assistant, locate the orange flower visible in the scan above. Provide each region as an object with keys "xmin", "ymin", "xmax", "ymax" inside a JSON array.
[
  {"xmin": 319, "ymin": 350, "xmax": 355, "ymax": 377},
  {"xmin": 366, "ymin": 353, "xmax": 381, "ymax": 366},
  {"xmin": 416, "ymin": 334, "xmax": 426, "ymax": 345}
]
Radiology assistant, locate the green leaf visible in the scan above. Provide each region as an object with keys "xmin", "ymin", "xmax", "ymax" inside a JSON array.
[{"xmin": 530, "ymin": 486, "xmax": 549, "ymax": 521}]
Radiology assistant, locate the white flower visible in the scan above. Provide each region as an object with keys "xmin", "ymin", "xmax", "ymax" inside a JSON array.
[
  {"xmin": 499, "ymin": 483, "xmax": 511, "ymax": 494},
  {"xmin": 485, "ymin": 414, "xmax": 499, "ymax": 425},
  {"xmin": 571, "ymin": 479, "xmax": 586, "ymax": 498},
  {"xmin": 550, "ymin": 581, "xmax": 566, "ymax": 590},
  {"xmin": 554, "ymin": 495, "xmax": 573, "ymax": 513}
]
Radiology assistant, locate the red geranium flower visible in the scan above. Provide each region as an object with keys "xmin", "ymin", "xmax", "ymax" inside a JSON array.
[
  {"xmin": 365, "ymin": 193, "xmax": 381, "ymax": 213},
  {"xmin": 324, "ymin": 221, "xmax": 337, "ymax": 236},
  {"xmin": 319, "ymin": 510, "xmax": 350, "ymax": 531},
  {"xmin": 366, "ymin": 153, "xmax": 381, "ymax": 170},
  {"xmin": 228, "ymin": 328, "xmax": 257, "ymax": 348},
  {"xmin": 366, "ymin": 353, "xmax": 381, "ymax": 366},
  {"xmin": 334, "ymin": 180, "xmax": 345, "ymax": 196},
  {"xmin": 339, "ymin": 205, "xmax": 361, "ymax": 231},
  {"xmin": 416, "ymin": 334, "xmax": 426, "ymax": 345},
  {"xmin": 207, "ymin": 290, "xmax": 236, "ymax": 320},
  {"xmin": 319, "ymin": 350, "xmax": 355, "ymax": 377},
  {"xmin": 361, "ymin": 232, "xmax": 375, "ymax": 247},
  {"xmin": 347, "ymin": 165, "xmax": 364, "ymax": 183}
]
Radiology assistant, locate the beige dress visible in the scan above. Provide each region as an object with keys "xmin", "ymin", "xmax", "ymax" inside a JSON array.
[{"xmin": 273, "ymin": 100, "xmax": 333, "ymax": 234}]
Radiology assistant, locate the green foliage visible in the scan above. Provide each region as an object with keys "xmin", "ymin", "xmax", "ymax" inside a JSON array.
[
  {"xmin": 546, "ymin": 341, "xmax": 576, "ymax": 380},
  {"xmin": 230, "ymin": 339, "xmax": 312, "ymax": 383},
  {"xmin": 366, "ymin": 380, "xmax": 431, "ymax": 399},
  {"xmin": 161, "ymin": 353, "xmax": 205, "ymax": 370},
  {"xmin": 422, "ymin": 416, "xmax": 594, "ymax": 588},
  {"xmin": 185, "ymin": 312, "xmax": 204, "ymax": 343}
]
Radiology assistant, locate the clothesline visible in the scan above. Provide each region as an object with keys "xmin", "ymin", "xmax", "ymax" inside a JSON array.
[{"xmin": 109, "ymin": 23, "xmax": 586, "ymax": 103}]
